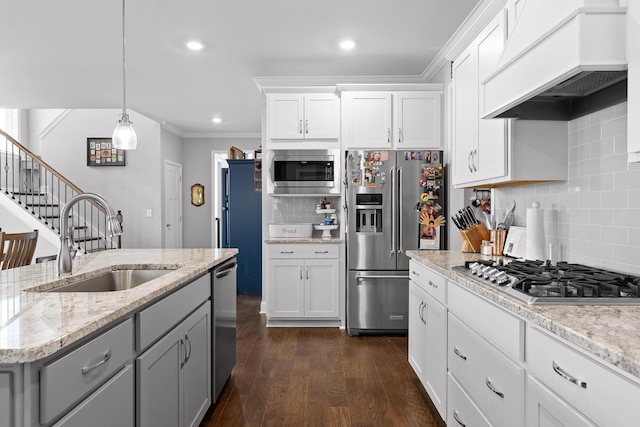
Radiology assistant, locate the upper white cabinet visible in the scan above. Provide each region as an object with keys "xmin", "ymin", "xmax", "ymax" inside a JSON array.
[
  {"xmin": 267, "ymin": 93, "xmax": 340, "ymax": 143},
  {"xmin": 342, "ymin": 90, "xmax": 442, "ymax": 149},
  {"xmin": 628, "ymin": 0, "xmax": 640, "ymax": 163},
  {"xmin": 452, "ymin": 9, "xmax": 568, "ymax": 188}
]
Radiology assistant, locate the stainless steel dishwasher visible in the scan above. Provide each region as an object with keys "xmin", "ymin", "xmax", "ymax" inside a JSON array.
[{"xmin": 212, "ymin": 257, "xmax": 237, "ymax": 402}]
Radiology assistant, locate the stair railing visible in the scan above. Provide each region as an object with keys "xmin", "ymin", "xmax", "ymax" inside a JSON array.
[{"xmin": 1, "ymin": 128, "xmax": 121, "ymax": 253}]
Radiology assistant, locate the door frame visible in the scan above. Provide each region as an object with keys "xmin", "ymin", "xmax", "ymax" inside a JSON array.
[
  {"xmin": 163, "ymin": 160, "xmax": 183, "ymax": 248},
  {"xmin": 211, "ymin": 150, "xmax": 228, "ymax": 248}
]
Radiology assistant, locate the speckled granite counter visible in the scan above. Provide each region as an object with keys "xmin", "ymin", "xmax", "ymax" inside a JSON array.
[
  {"xmin": 0, "ymin": 248, "xmax": 238, "ymax": 364},
  {"xmin": 406, "ymin": 250, "xmax": 640, "ymax": 381},
  {"xmin": 265, "ymin": 237, "xmax": 343, "ymax": 244}
]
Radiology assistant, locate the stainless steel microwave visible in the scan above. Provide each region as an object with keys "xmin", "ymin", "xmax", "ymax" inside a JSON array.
[{"xmin": 271, "ymin": 150, "xmax": 336, "ymax": 194}]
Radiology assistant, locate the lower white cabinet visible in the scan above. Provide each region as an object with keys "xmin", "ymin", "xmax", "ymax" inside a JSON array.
[
  {"xmin": 53, "ymin": 365, "xmax": 134, "ymax": 427},
  {"xmin": 267, "ymin": 244, "xmax": 340, "ymax": 320},
  {"xmin": 448, "ymin": 373, "xmax": 492, "ymax": 427},
  {"xmin": 526, "ymin": 375, "xmax": 596, "ymax": 427},
  {"xmin": 408, "ymin": 281, "xmax": 447, "ymax": 420},
  {"xmin": 137, "ymin": 302, "xmax": 211, "ymax": 427}
]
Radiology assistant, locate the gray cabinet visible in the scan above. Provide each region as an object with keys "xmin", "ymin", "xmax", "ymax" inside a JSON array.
[
  {"xmin": 52, "ymin": 365, "xmax": 134, "ymax": 427},
  {"xmin": 137, "ymin": 302, "xmax": 211, "ymax": 427},
  {"xmin": 0, "ymin": 372, "xmax": 13, "ymax": 427}
]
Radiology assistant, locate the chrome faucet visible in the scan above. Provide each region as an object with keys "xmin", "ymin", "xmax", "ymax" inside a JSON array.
[{"xmin": 57, "ymin": 193, "xmax": 123, "ymax": 275}]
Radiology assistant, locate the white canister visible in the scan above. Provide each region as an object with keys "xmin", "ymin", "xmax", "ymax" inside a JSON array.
[{"xmin": 526, "ymin": 202, "xmax": 546, "ymax": 261}]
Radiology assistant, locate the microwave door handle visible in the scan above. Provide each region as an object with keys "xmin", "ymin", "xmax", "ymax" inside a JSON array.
[
  {"xmin": 390, "ymin": 167, "xmax": 396, "ymax": 258},
  {"xmin": 397, "ymin": 167, "xmax": 403, "ymax": 254}
]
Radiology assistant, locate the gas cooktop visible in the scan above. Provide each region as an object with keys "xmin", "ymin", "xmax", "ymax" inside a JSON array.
[{"xmin": 453, "ymin": 260, "xmax": 640, "ymax": 305}]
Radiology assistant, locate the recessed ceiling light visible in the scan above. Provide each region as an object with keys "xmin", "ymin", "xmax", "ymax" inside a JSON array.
[
  {"xmin": 212, "ymin": 117, "xmax": 222, "ymax": 124},
  {"xmin": 339, "ymin": 39, "xmax": 357, "ymax": 50},
  {"xmin": 186, "ymin": 40, "xmax": 205, "ymax": 51}
]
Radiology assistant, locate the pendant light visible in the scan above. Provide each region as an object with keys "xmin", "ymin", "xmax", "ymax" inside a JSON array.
[{"xmin": 112, "ymin": 0, "xmax": 137, "ymax": 150}]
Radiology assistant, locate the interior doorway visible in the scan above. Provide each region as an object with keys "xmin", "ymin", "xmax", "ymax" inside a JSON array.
[
  {"xmin": 211, "ymin": 151, "xmax": 228, "ymax": 248},
  {"xmin": 164, "ymin": 160, "xmax": 183, "ymax": 248}
]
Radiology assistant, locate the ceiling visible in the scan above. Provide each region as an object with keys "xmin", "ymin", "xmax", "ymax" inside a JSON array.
[{"xmin": 0, "ymin": 0, "xmax": 481, "ymax": 138}]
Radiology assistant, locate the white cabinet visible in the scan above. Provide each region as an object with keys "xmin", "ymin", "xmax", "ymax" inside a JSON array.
[
  {"xmin": 266, "ymin": 243, "xmax": 340, "ymax": 320},
  {"xmin": 342, "ymin": 91, "xmax": 442, "ymax": 149},
  {"xmin": 526, "ymin": 376, "xmax": 596, "ymax": 427},
  {"xmin": 628, "ymin": 0, "xmax": 640, "ymax": 163},
  {"xmin": 267, "ymin": 93, "xmax": 340, "ymax": 142},
  {"xmin": 526, "ymin": 325, "xmax": 640, "ymax": 427},
  {"xmin": 137, "ymin": 302, "xmax": 211, "ymax": 427},
  {"xmin": 452, "ymin": 9, "xmax": 567, "ymax": 188}
]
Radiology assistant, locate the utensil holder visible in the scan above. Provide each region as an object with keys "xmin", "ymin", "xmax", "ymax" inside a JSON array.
[
  {"xmin": 459, "ymin": 223, "xmax": 491, "ymax": 253},
  {"xmin": 491, "ymin": 230, "xmax": 507, "ymax": 256}
]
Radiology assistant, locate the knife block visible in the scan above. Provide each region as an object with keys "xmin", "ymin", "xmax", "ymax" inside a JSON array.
[
  {"xmin": 491, "ymin": 230, "xmax": 507, "ymax": 256},
  {"xmin": 460, "ymin": 223, "xmax": 491, "ymax": 253}
]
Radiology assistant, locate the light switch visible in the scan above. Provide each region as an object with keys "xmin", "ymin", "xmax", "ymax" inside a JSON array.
[{"xmin": 146, "ymin": 209, "xmax": 153, "ymax": 218}]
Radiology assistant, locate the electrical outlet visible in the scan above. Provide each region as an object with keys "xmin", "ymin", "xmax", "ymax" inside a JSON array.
[{"xmin": 146, "ymin": 209, "xmax": 153, "ymax": 218}]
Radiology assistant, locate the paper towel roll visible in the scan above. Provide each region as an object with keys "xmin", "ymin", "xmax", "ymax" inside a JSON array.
[{"xmin": 526, "ymin": 202, "xmax": 546, "ymax": 261}]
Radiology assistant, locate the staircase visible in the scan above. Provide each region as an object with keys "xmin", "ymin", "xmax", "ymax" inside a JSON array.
[{"xmin": 1, "ymin": 128, "xmax": 121, "ymax": 254}]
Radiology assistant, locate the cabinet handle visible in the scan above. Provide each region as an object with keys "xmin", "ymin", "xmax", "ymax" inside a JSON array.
[
  {"xmin": 428, "ymin": 280, "xmax": 437, "ymax": 288},
  {"xmin": 454, "ymin": 347, "xmax": 467, "ymax": 361},
  {"xmin": 387, "ymin": 128, "xmax": 391, "ymax": 143},
  {"xmin": 411, "ymin": 270, "xmax": 419, "ymax": 276},
  {"xmin": 486, "ymin": 378, "xmax": 505, "ymax": 398},
  {"xmin": 184, "ymin": 334, "xmax": 192, "ymax": 363},
  {"xmin": 418, "ymin": 301, "xmax": 424, "ymax": 323},
  {"xmin": 315, "ymin": 250, "xmax": 329, "ymax": 254},
  {"xmin": 420, "ymin": 301, "xmax": 426, "ymax": 325},
  {"xmin": 306, "ymin": 266, "xmax": 309, "ymax": 280},
  {"xmin": 298, "ymin": 120, "xmax": 303, "ymax": 134},
  {"xmin": 81, "ymin": 349, "xmax": 111, "ymax": 375},
  {"xmin": 280, "ymin": 251, "xmax": 295, "ymax": 254},
  {"xmin": 472, "ymin": 149, "xmax": 478, "ymax": 172},
  {"xmin": 467, "ymin": 151, "xmax": 474, "ymax": 173},
  {"xmin": 552, "ymin": 361, "xmax": 587, "ymax": 389},
  {"xmin": 398, "ymin": 128, "xmax": 402, "ymax": 143},
  {"xmin": 453, "ymin": 410, "xmax": 466, "ymax": 427},
  {"xmin": 300, "ymin": 266, "xmax": 303, "ymax": 280},
  {"xmin": 305, "ymin": 119, "xmax": 309, "ymax": 134},
  {"xmin": 180, "ymin": 338, "xmax": 186, "ymax": 367}
]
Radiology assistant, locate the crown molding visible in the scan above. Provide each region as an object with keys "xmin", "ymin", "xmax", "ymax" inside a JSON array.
[
  {"xmin": 160, "ymin": 121, "xmax": 184, "ymax": 137},
  {"xmin": 253, "ymin": 75, "xmax": 427, "ymax": 94},
  {"xmin": 181, "ymin": 132, "xmax": 262, "ymax": 139}
]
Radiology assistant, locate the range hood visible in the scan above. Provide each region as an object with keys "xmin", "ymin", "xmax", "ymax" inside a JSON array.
[{"xmin": 482, "ymin": 0, "xmax": 627, "ymax": 121}]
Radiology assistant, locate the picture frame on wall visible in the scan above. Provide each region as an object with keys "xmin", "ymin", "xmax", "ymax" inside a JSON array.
[{"xmin": 87, "ymin": 137, "xmax": 126, "ymax": 166}]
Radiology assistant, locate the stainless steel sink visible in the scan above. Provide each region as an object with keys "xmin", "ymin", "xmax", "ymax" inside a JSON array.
[{"xmin": 45, "ymin": 268, "xmax": 175, "ymax": 292}]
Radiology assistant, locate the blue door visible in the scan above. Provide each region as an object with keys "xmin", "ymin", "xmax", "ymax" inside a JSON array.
[{"xmin": 220, "ymin": 168, "xmax": 230, "ymax": 248}]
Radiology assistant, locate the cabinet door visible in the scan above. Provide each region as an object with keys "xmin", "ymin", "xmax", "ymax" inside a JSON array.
[
  {"xmin": 137, "ymin": 325, "xmax": 184, "ymax": 427},
  {"xmin": 268, "ymin": 94, "xmax": 304, "ymax": 139},
  {"xmin": 394, "ymin": 91, "xmax": 441, "ymax": 149},
  {"xmin": 452, "ymin": 44, "xmax": 477, "ymax": 186},
  {"xmin": 268, "ymin": 259, "xmax": 305, "ymax": 317},
  {"xmin": 526, "ymin": 376, "xmax": 596, "ymax": 427},
  {"xmin": 475, "ymin": 10, "xmax": 508, "ymax": 182},
  {"xmin": 0, "ymin": 373, "xmax": 12, "ymax": 427},
  {"xmin": 304, "ymin": 259, "xmax": 340, "ymax": 318},
  {"xmin": 304, "ymin": 94, "xmax": 340, "ymax": 139},
  {"xmin": 408, "ymin": 282, "xmax": 427, "ymax": 383},
  {"xmin": 342, "ymin": 92, "xmax": 392, "ymax": 148},
  {"xmin": 182, "ymin": 304, "xmax": 211, "ymax": 427},
  {"xmin": 53, "ymin": 366, "xmax": 134, "ymax": 427},
  {"xmin": 424, "ymin": 293, "xmax": 447, "ymax": 420}
]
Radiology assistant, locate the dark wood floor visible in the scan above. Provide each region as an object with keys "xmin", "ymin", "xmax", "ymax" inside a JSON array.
[{"xmin": 201, "ymin": 296, "xmax": 445, "ymax": 427}]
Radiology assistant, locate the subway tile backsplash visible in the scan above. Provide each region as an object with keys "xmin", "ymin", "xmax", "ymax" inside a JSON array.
[
  {"xmin": 271, "ymin": 196, "xmax": 340, "ymax": 236},
  {"xmin": 494, "ymin": 102, "xmax": 640, "ymax": 275}
]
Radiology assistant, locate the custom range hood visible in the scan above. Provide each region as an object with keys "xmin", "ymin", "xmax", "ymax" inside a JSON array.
[{"xmin": 482, "ymin": 0, "xmax": 627, "ymax": 120}]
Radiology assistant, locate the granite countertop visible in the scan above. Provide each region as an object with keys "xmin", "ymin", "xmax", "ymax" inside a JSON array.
[
  {"xmin": 265, "ymin": 237, "xmax": 343, "ymax": 244},
  {"xmin": 0, "ymin": 248, "xmax": 238, "ymax": 364},
  {"xmin": 406, "ymin": 250, "xmax": 640, "ymax": 381}
]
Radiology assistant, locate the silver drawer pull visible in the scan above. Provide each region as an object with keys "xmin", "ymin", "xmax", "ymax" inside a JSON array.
[
  {"xmin": 553, "ymin": 361, "xmax": 587, "ymax": 389},
  {"xmin": 81, "ymin": 350, "xmax": 112, "ymax": 375},
  {"xmin": 315, "ymin": 250, "xmax": 329, "ymax": 254},
  {"xmin": 454, "ymin": 347, "xmax": 467, "ymax": 361},
  {"xmin": 428, "ymin": 280, "xmax": 437, "ymax": 288},
  {"xmin": 280, "ymin": 251, "xmax": 295, "ymax": 254},
  {"xmin": 453, "ymin": 410, "xmax": 466, "ymax": 427},
  {"xmin": 411, "ymin": 270, "xmax": 419, "ymax": 276},
  {"xmin": 486, "ymin": 378, "xmax": 504, "ymax": 398}
]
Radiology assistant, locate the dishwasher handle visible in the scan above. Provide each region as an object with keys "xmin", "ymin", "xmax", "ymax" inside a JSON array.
[
  {"xmin": 356, "ymin": 275, "xmax": 410, "ymax": 282},
  {"xmin": 215, "ymin": 261, "xmax": 238, "ymax": 278}
]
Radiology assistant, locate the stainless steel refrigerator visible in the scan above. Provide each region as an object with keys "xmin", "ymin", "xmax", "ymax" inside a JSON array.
[{"xmin": 346, "ymin": 149, "xmax": 445, "ymax": 335}]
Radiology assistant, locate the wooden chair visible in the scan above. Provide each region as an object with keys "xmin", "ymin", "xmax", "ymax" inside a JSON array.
[{"xmin": 0, "ymin": 229, "xmax": 39, "ymax": 270}]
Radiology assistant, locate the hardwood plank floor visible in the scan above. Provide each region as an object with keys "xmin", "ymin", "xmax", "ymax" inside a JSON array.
[{"xmin": 202, "ymin": 295, "xmax": 445, "ymax": 427}]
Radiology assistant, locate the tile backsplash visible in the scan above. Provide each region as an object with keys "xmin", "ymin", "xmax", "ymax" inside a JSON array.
[
  {"xmin": 494, "ymin": 102, "xmax": 640, "ymax": 275},
  {"xmin": 271, "ymin": 196, "xmax": 341, "ymax": 237}
]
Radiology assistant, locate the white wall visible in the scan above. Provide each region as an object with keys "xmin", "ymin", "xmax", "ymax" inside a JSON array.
[
  {"xmin": 32, "ymin": 108, "xmax": 164, "ymax": 248},
  {"xmin": 181, "ymin": 137, "xmax": 260, "ymax": 248},
  {"xmin": 494, "ymin": 103, "xmax": 640, "ymax": 275}
]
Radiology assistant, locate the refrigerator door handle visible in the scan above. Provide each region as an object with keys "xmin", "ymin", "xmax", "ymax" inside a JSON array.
[
  {"xmin": 397, "ymin": 167, "xmax": 403, "ymax": 254},
  {"xmin": 390, "ymin": 166, "xmax": 396, "ymax": 257}
]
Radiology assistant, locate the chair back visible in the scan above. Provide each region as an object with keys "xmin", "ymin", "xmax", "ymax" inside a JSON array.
[{"xmin": 0, "ymin": 229, "xmax": 39, "ymax": 270}]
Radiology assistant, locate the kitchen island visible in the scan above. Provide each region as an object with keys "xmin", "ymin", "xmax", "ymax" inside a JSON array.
[
  {"xmin": 407, "ymin": 250, "xmax": 640, "ymax": 427},
  {"xmin": 0, "ymin": 248, "xmax": 237, "ymax": 427}
]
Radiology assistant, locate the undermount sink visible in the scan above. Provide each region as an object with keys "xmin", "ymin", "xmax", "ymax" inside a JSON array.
[{"xmin": 43, "ymin": 268, "xmax": 176, "ymax": 292}]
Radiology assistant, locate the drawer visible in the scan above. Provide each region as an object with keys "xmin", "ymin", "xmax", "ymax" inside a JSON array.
[
  {"xmin": 448, "ymin": 314, "xmax": 525, "ymax": 427},
  {"xmin": 409, "ymin": 260, "xmax": 446, "ymax": 305},
  {"xmin": 0, "ymin": 372, "xmax": 12, "ymax": 427},
  {"xmin": 526, "ymin": 375, "xmax": 596, "ymax": 427},
  {"xmin": 137, "ymin": 273, "xmax": 210, "ymax": 352},
  {"xmin": 448, "ymin": 281, "xmax": 524, "ymax": 360},
  {"xmin": 267, "ymin": 243, "xmax": 339, "ymax": 259},
  {"xmin": 448, "ymin": 373, "xmax": 492, "ymax": 427},
  {"xmin": 40, "ymin": 319, "xmax": 133, "ymax": 425},
  {"xmin": 527, "ymin": 326, "xmax": 640, "ymax": 427}
]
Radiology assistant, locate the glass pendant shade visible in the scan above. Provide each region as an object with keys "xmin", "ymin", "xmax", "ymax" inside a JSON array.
[{"xmin": 112, "ymin": 113, "xmax": 137, "ymax": 150}]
